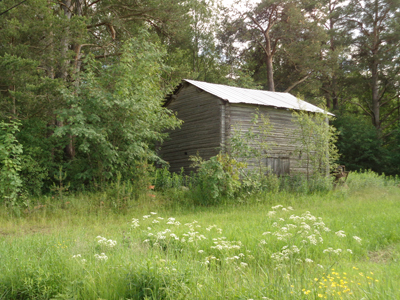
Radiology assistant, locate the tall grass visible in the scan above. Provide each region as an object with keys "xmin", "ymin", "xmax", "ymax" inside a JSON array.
[{"xmin": 0, "ymin": 171, "xmax": 399, "ymax": 299}]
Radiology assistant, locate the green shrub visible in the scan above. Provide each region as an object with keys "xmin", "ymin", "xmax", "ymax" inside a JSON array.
[
  {"xmin": 190, "ymin": 153, "xmax": 241, "ymax": 205},
  {"xmin": 0, "ymin": 119, "xmax": 23, "ymax": 206},
  {"xmin": 346, "ymin": 169, "xmax": 399, "ymax": 189}
]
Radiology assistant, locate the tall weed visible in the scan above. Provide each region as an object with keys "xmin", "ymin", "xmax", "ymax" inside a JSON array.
[{"xmin": 346, "ymin": 169, "xmax": 399, "ymax": 189}]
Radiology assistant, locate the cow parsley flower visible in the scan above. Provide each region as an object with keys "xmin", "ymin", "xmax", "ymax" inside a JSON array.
[
  {"xmin": 131, "ymin": 218, "xmax": 140, "ymax": 228},
  {"xmin": 96, "ymin": 236, "xmax": 117, "ymax": 248},
  {"xmin": 335, "ymin": 230, "xmax": 346, "ymax": 237},
  {"xmin": 94, "ymin": 253, "xmax": 108, "ymax": 261},
  {"xmin": 272, "ymin": 205, "xmax": 283, "ymax": 210}
]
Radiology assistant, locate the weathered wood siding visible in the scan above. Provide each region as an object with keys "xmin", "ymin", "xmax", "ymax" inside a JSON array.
[
  {"xmin": 160, "ymin": 83, "xmax": 223, "ymax": 173},
  {"xmin": 226, "ymin": 103, "xmax": 308, "ymax": 175}
]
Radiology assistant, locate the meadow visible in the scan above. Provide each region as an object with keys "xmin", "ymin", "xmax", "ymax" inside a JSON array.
[{"xmin": 0, "ymin": 171, "xmax": 399, "ymax": 300}]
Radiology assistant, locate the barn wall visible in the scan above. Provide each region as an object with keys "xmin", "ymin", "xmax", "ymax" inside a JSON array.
[
  {"xmin": 160, "ymin": 84, "xmax": 222, "ymax": 173},
  {"xmin": 226, "ymin": 103, "xmax": 308, "ymax": 175}
]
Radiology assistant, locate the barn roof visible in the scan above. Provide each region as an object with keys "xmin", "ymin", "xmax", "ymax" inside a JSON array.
[{"xmin": 180, "ymin": 79, "xmax": 333, "ymax": 116}]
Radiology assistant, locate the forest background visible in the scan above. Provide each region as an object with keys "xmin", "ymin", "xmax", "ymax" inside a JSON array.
[{"xmin": 1, "ymin": 0, "xmax": 400, "ymax": 199}]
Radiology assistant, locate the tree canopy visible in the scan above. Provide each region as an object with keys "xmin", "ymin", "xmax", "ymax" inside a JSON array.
[{"xmin": 1, "ymin": 0, "xmax": 400, "ymax": 197}]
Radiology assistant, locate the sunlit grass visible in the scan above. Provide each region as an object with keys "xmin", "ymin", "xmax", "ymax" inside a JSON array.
[{"xmin": 0, "ymin": 172, "xmax": 399, "ymax": 299}]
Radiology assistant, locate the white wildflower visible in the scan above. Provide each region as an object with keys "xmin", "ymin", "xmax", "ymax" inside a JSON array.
[
  {"xmin": 72, "ymin": 254, "xmax": 81, "ymax": 258},
  {"xmin": 353, "ymin": 236, "xmax": 362, "ymax": 244},
  {"xmin": 240, "ymin": 262, "xmax": 248, "ymax": 267},
  {"xmin": 307, "ymin": 234, "xmax": 318, "ymax": 245},
  {"xmin": 198, "ymin": 250, "xmax": 204, "ymax": 253},
  {"xmin": 305, "ymin": 258, "xmax": 313, "ymax": 263},
  {"xmin": 94, "ymin": 253, "xmax": 108, "ymax": 261},
  {"xmin": 347, "ymin": 249, "xmax": 353, "ymax": 254},
  {"xmin": 150, "ymin": 212, "xmax": 157, "ymax": 215},
  {"xmin": 333, "ymin": 248, "xmax": 342, "ymax": 255},
  {"xmin": 292, "ymin": 245, "xmax": 300, "ymax": 253},
  {"xmin": 97, "ymin": 236, "xmax": 117, "ymax": 248},
  {"xmin": 335, "ymin": 230, "xmax": 346, "ymax": 238},
  {"xmin": 131, "ymin": 218, "xmax": 140, "ymax": 228}
]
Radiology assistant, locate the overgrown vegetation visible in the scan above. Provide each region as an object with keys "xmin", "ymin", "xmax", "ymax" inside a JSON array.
[
  {"xmin": 291, "ymin": 106, "xmax": 339, "ymax": 181},
  {"xmin": 1, "ymin": 0, "xmax": 400, "ymax": 199},
  {"xmin": 0, "ymin": 172, "xmax": 399, "ymax": 299},
  {"xmin": 1, "ymin": 0, "xmax": 400, "ymax": 296}
]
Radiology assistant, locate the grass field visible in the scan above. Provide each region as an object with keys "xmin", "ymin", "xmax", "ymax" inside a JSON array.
[{"xmin": 0, "ymin": 172, "xmax": 399, "ymax": 299}]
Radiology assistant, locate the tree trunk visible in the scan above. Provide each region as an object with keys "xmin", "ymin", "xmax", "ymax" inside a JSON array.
[
  {"xmin": 332, "ymin": 75, "xmax": 338, "ymax": 110},
  {"xmin": 266, "ymin": 54, "xmax": 275, "ymax": 92},
  {"xmin": 371, "ymin": 59, "xmax": 380, "ymax": 130},
  {"xmin": 265, "ymin": 32, "xmax": 275, "ymax": 91},
  {"xmin": 60, "ymin": 0, "xmax": 77, "ymax": 160}
]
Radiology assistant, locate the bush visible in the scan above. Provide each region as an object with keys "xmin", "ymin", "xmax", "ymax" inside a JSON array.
[
  {"xmin": 346, "ymin": 170, "xmax": 399, "ymax": 189},
  {"xmin": 279, "ymin": 174, "xmax": 333, "ymax": 194},
  {"xmin": 190, "ymin": 153, "xmax": 241, "ymax": 205}
]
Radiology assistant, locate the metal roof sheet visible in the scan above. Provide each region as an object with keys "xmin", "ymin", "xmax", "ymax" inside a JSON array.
[{"xmin": 184, "ymin": 79, "xmax": 333, "ymax": 116}]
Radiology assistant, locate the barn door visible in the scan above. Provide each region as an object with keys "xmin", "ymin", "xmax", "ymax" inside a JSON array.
[{"xmin": 266, "ymin": 157, "xmax": 290, "ymax": 176}]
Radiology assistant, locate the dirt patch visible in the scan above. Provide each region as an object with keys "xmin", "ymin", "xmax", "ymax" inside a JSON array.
[
  {"xmin": 0, "ymin": 226, "xmax": 54, "ymax": 238},
  {"xmin": 368, "ymin": 245, "xmax": 399, "ymax": 264}
]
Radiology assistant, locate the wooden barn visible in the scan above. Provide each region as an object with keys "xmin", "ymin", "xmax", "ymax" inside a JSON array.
[{"xmin": 160, "ymin": 79, "xmax": 332, "ymax": 175}]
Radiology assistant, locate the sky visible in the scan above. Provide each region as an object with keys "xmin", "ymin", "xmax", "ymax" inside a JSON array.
[{"xmin": 221, "ymin": 0, "xmax": 261, "ymax": 9}]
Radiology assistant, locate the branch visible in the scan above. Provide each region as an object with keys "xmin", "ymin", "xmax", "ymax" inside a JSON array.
[
  {"xmin": 349, "ymin": 101, "xmax": 373, "ymax": 117},
  {"xmin": 381, "ymin": 115, "xmax": 400, "ymax": 132},
  {"xmin": 248, "ymin": 14, "xmax": 266, "ymax": 34},
  {"xmin": 343, "ymin": 18, "xmax": 370, "ymax": 37},
  {"xmin": 88, "ymin": 0, "xmax": 102, "ymax": 7},
  {"xmin": 381, "ymin": 92, "xmax": 400, "ymax": 108},
  {"xmin": 94, "ymin": 53, "xmax": 121, "ymax": 59},
  {"xmin": 380, "ymin": 105, "xmax": 400, "ymax": 125},
  {"xmin": 87, "ymin": 21, "xmax": 108, "ymax": 29},
  {"xmin": 253, "ymin": 35, "xmax": 268, "ymax": 56},
  {"xmin": 0, "ymin": 0, "xmax": 28, "ymax": 16},
  {"xmin": 271, "ymin": 37, "xmax": 280, "ymax": 56},
  {"xmin": 284, "ymin": 74, "xmax": 311, "ymax": 93}
]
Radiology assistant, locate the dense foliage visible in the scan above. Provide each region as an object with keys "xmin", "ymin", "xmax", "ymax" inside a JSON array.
[{"xmin": 1, "ymin": 0, "xmax": 400, "ymax": 198}]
